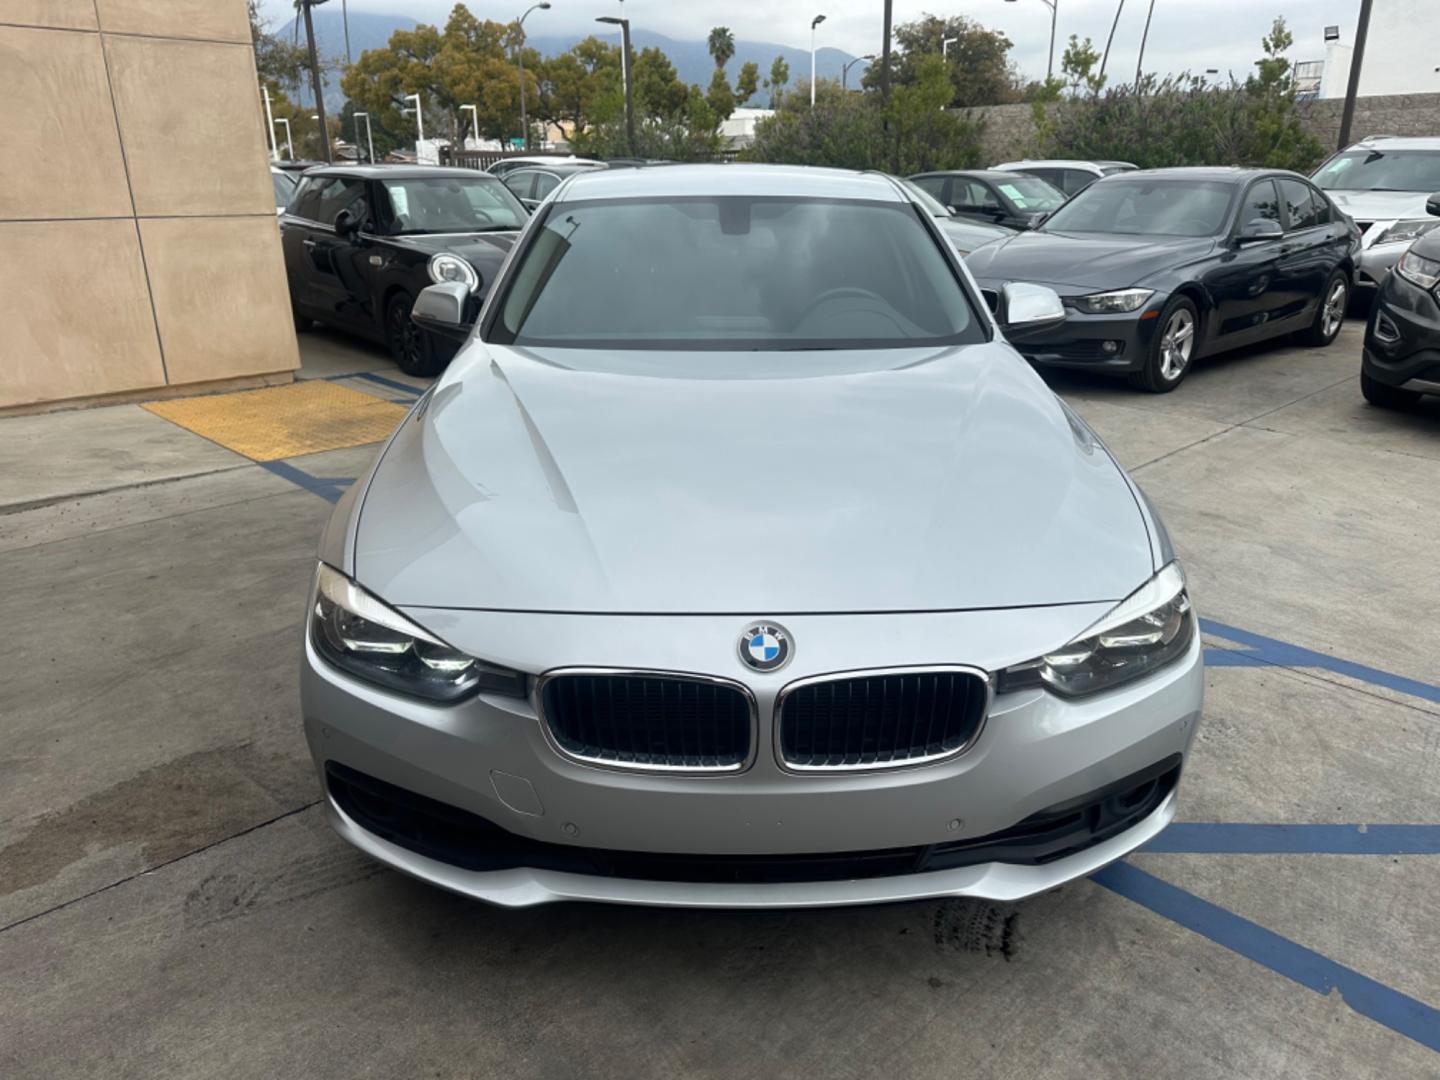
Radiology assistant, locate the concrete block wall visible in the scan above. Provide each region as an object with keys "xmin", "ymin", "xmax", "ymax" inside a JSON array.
[{"xmin": 0, "ymin": 0, "xmax": 299, "ymax": 412}]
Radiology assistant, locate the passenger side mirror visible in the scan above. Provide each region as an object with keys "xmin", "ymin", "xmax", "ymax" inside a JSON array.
[
  {"xmin": 1237, "ymin": 218, "xmax": 1282, "ymax": 245},
  {"xmin": 1427, "ymin": 192, "xmax": 1440, "ymax": 217},
  {"xmin": 411, "ymin": 283, "xmax": 472, "ymax": 341},
  {"xmin": 998, "ymin": 282, "xmax": 1066, "ymax": 331}
]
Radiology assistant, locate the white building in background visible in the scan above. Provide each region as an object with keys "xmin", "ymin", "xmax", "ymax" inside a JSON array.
[
  {"xmin": 720, "ymin": 108, "xmax": 774, "ymax": 153},
  {"xmin": 1297, "ymin": 0, "xmax": 1440, "ymax": 99}
]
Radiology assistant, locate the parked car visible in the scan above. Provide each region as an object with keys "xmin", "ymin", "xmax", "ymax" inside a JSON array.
[
  {"xmin": 1312, "ymin": 136, "xmax": 1440, "ymax": 291},
  {"xmin": 899, "ymin": 177, "xmax": 1014, "ymax": 256},
  {"xmin": 302, "ymin": 164, "xmax": 1203, "ymax": 910},
  {"xmin": 500, "ymin": 162, "xmax": 608, "ymax": 211},
  {"xmin": 965, "ymin": 167, "xmax": 1361, "ymax": 391},
  {"xmin": 280, "ymin": 165, "xmax": 529, "ymax": 376},
  {"xmin": 270, "ymin": 166, "xmax": 297, "ymax": 217},
  {"xmin": 908, "ymin": 169, "xmax": 1067, "ymax": 230},
  {"xmin": 1361, "ymin": 209, "xmax": 1440, "ymax": 409},
  {"xmin": 993, "ymin": 159, "xmax": 1138, "ymax": 197},
  {"xmin": 486, "ymin": 154, "xmax": 602, "ymax": 179}
]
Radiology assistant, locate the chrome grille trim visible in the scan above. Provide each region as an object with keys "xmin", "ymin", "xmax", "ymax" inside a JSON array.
[
  {"xmin": 534, "ymin": 668, "xmax": 758, "ymax": 776},
  {"xmin": 773, "ymin": 665, "xmax": 993, "ymax": 774}
]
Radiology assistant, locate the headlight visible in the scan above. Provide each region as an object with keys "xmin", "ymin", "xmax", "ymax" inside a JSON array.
[
  {"xmin": 1372, "ymin": 219, "xmax": 1440, "ymax": 247},
  {"xmin": 997, "ymin": 562, "xmax": 1194, "ymax": 697},
  {"xmin": 1070, "ymin": 288, "xmax": 1155, "ymax": 314},
  {"xmin": 309, "ymin": 564, "xmax": 525, "ymax": 701},
  {"xmin": 1396, "ymin": 248, "xmax": 1440, "ymax": 291},
  {"xmin": 427, "ymin": 253, "xmax": 480, "ymax": 293}
]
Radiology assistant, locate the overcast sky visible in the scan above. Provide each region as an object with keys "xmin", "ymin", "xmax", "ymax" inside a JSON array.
[{"xmin": 259, "ymin": 0, "xmax": 1365, "ymax": 85}]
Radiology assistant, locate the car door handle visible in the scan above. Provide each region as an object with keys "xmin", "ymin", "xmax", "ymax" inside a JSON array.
[{"xmin": 302, "ymin": 238, "xmax": 318, "ymax": 249}]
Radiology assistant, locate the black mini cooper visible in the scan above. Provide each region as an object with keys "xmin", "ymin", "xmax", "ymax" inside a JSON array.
[{"xmin": 280, "ymin": 165, "xmax": 528, "ymax": 376}]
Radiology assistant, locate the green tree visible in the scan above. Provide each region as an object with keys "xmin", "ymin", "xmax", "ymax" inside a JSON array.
[
  {"xmin": 573, "ymin": 87, "xmax": 722, "ymax": 162},
  {"xmin": 633, "ymin": 46, "xmax": 690, "ymax": 118},
  {"xmin": 707, "ymin": 27, "xmax": 736, "ymax": 70},
  {"xmin": 765, "ymin": 54, "xmax": 790, "ymax": 107},
  {"xmin": 864, "ymin": 15, "xmax": 1023, "ymax": 106},
  {"xmin": 735, "ymin": 61, "xmax": 760, "ymax": 106},
  {"xmin": 249, "ymin": 1, "xmax": 307, "ymax": 91},
  {"xmin": 707, "ymin": 67, "xmax": 737, "ymax": 121},
  {"xmin": 1060, "ymin": 34, "xmax": 1105, "ymax": 95}
]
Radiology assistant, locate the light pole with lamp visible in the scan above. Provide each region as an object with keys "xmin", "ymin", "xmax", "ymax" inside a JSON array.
[
  {"xmin": 810, "ymin": 14, "xmax": 826, "ymax": 107},
  {"xmin": 1003, "ymin": 0, "xmax": 1058, "ymax": 82},
  {"xmin": 1134, "ymin": 0, "xmax": 1157, "ymax": 93},
  {"xmin": 353, "ymin": 110, "xmax": 374, "ymax": 163},
  {"xmin": 841, "ymin": 54, "xmax": 874, "ymax": 91},
  {"xmin": 274, "ymin": 118, "xmax": 294, "ymax": 160},
  {"xmin": 595, "ymin": 15, "xmax": 635, "ymax": 155},
  {"xmin": 460, "ymin": 103, "xmax": 479, "ymax": 153},
  {"xmin": 942, "ymin": 36, "xmax": 957, "ymax": 59},
  {"xmin": 516, "ymin": 3, "xmax": 551, "ymax": 151},
  {"xmin": 261, "ymin": 83, "xmax": 278, "ymax": 160},
  {"xmin": 404, "ymin": 92, "xmax": 425, "ymax": 145}
]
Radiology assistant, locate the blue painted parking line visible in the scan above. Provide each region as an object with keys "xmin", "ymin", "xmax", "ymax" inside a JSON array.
[
  {"xmin": 1094, "ymin": 862, "xmax": 1440, "ymax": 1053},
  {"xmin": 346, "ymin": 370, "xmax": 427, "ymax": 399},
  {"xmin": 1144, "ymin": 822, "xmax": 1440, "ymax": 855},
  {"xmin": 1202, "ymin": 618, "xmax": 1440, "ymax": 704},
  {"xmin": 259, "ymin": 460, "xmax": 352, "ymax": 504}
]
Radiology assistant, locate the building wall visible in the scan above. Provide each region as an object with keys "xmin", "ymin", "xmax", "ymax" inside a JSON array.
[
  {"xmin": 0, "ymin": 0, "xmax": 298, "ymax": 412},
  {"xmin": 1314, "ymin": 0, "xmax": 1440, "ymax": 99}
]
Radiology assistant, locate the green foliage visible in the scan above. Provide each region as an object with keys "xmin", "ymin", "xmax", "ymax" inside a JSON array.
[
  {"xmin": 863, "ymin": 14, "xmax": 1023, "ymax": 107},
  {"xmin": 765, "ymin": 55, "xmax": 790, "ymax": 107},
  {"xmin": 572, "ymin": 88, "xmax": 722, "ymax": 162},
  {"xmin": 745, "ymin": 76, "xmax": 985, "ymax": 174},
  {"xmin": 707, "ymin": 27, "xmax": 736, "ymax": 70},
  {"xmin": 735, "ymin": 61, "xmax": 760, "ymax": 106},
  {"xmin": 706, "ymin": 68, "xmax": 736, "ymax": 121},
  {"xmin": 1033, "ymin": 19, "xmax": 1324, "ymax": 173},
  {"xmin": 1061, "ymin": 35, "xmax": 1105, "ymax": 95}
]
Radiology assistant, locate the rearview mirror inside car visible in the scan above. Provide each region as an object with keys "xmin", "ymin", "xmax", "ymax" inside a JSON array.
[
  {"xmin": 411, "ymin": 283, "xmax": 472, "ymax": 341},
  {"xmin": 999, "ymin": 282, "xmax": 1066, "ymax": 330},
  {"xmin": 1237, "ymin": 218, "xmax": 1282, "ymax": 244}
]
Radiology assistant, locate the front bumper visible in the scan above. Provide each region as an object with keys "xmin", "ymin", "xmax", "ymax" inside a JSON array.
[
  {"xmin": 301, "ymin": 606, "xmax": 1203, "ymax": 908},
  {"xmin": 981, "ymin": 285, "xmax": 1165, "ymax": 373},
  {"xmin": 1362, "ymin": 266, "xmax": 1440, "ymax": 393},
  {"xmin": 1356, "ymin": 240, "xmax": 1410, "ymax": 290}
]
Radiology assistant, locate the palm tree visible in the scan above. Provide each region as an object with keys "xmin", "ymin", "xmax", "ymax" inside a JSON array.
[{"xmin": 707, "ymin": 26, "xmax": 735, "ymax": 70}]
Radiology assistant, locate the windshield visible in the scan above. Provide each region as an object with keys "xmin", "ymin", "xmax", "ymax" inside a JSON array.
[
  {"xmin": 1313, "ymin": 150, "xmax": 1440, "ymax": 193},
  {"xmin": 491, "ymin": 196, "xmax": 982, "ymax": 350},
  {"xmin": 900, "ymin": 178, "xmax": 950, "ymax": 218},
  {"xmin": 1042, "ymin": 179, "xmax": 1234, "ymax": 236},
  {"xmin": 379, "ymin": 176, "xmax": 527, "ymax": 234},
  {"xmin": 272, "ymin": 171, "xmax": 296, "ymax": 208},
  {"xmin": 992, "ymin": 176, "xmax": 1065, "ymax": 212}
]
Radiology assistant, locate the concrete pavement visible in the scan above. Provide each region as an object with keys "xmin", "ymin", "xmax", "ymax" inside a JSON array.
[{"xmin": 1, "ymin": 322, "xmax": 1437, "ymax": 1077}]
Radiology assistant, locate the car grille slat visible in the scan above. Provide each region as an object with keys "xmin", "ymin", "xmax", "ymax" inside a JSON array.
[
  {"xmin": 542, "ymin": 672, "xmax": 753, "ymax": 771},
  {"xmin": 778, "ymin": 669, "xmax": 988, "ymax": 771}
]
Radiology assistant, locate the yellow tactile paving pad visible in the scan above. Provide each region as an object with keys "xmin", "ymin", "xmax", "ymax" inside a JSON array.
[{"xmin": 142, "ymin": 381, "xmax": 409, "ymax": 462}]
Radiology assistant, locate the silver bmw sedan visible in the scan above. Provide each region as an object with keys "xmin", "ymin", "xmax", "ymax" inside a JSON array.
[{"xmin": 300, "ymin": 164, "xmax": 1203, "ymax": 909}]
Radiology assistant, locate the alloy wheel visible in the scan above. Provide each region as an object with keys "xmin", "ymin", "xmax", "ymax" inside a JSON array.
[
  {"xmin": 1159, "ymin": 308, "xmax": 1195, "ymax": 381},
  {"xmin": 1321, "ymin": 279, "xmax": 1346, "ymax": 339}
]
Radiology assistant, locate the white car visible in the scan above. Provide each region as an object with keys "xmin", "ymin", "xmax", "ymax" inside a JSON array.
[{"xmin": 486, "ymin": 155, "xmax": 602, "ymax": 179}]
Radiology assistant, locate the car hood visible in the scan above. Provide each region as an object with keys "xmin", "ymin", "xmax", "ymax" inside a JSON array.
[
  {"xmin": 939, "ymin": 218, "xmax": 1014, "ymax": 252},
  {"xmin": 353, "ymin": 341, "xmax": 1153, "ymax": 614},
  {"xmin": 964, "ymin": 230, "xmax": 1217, "ymax": 292},
  {"xmin": 1323, "ymin": 189, "xmax": 1432, "ymax": 222},
  {"xmin": 388, "ymin": 230, "xmax": 519, "ymax": 269}
]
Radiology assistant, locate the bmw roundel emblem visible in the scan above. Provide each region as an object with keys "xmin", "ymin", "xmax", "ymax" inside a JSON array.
[{"xmin": 739, "ymin": 622, "xmax": 792, "ymax": 672}]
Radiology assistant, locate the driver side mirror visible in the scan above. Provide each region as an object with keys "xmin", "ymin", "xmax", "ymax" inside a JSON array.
[
  {"xmin": 1237, "ymin": 218, "xmax": 1282, "ymax": 245},
  {"xmin": 411, "ymin": 283, "xmax": 472, "ymax": 342},
  {"xmin": 334, "ymin": 208, "xmax": 362, "ymax": 236},
  {"xmin": 998, "ymin": 282, "xmax": 1066, "ymax": 331},
  {"xmin": 1427, "ymin": 192, "xmax": 1440, "ymax": 217}
]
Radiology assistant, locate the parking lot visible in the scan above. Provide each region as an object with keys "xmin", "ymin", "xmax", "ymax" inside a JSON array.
[{"xmin": 2, "ymin": 317, "xmax": 1438, "ymax": 1077}]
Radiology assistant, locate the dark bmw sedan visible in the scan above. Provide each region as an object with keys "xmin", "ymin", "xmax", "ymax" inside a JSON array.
[
  {"xmin": 1362, "ymin": 223, "xmax": 1440, "ymax": 409},
  {"xmin": 281, "ymin": 166, "xmax": 528, "ymax": 376},
  {"xmin": 965, "ymin": 168, "xmax": 1361, "ymax": 391},
  {"xmin": 908, "ymin": 169, "xmax": 1067, "ymax": 231}
]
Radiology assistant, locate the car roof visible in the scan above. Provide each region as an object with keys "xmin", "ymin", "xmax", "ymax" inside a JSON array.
[
  {"xmin": 1094, "ymin": 166, "xmax": 1298, "ymax": 185},
  {"xmin": 1341, "ymin": 135, "xmax": 1440, "ymax": 151},
  {"xmin": 506, "ymin": 163, "xmax": 603, "ymax": 177},
  {"xmin": 300, "ymin": 165, "xmax": 503, "ymax": 181},
  {"xmin": 994, "ymin": 160, "xmax": 1108, "ymax": 172},
  {"xmin": 553, "ymin": 163, "xmax": 907, "ymax": 203},
  {"xmin": 911, "ymin": 170, "xmax": 1032, "ymax": 181}
]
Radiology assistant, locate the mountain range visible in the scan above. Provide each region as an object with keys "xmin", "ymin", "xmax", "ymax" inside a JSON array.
[{"xmin": 275, "ymin": 10, "xmax": 860, "ymax": 112}]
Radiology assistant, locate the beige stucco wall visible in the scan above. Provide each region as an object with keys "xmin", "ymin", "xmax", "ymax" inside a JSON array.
[{"xmin": 0, "ymin": 0, "xmax": 298, "ymax": 411}]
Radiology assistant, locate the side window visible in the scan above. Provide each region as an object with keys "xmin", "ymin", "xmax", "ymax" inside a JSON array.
[
  {"xmin": 532, "ymin": 172, "xmax": 560, "ymax": 201},
  {"xmin": 954, "ymin": 180, "xmax": 999, "ymax": 211},
  {"xmin": 290, "ymin": 177, "xmax": 323, "ymax": 221},
  {"xmin": 313, "ymin": 178, "xmax": 367, "ymax": 227},
  {"xmin": 1062, "ymin": 169, "xmax": 1097, "ymax": 195},
  {"xmin": 911, "ymin": 176, "xmax": 947, "ymax": 202},
  {"xmin": 1308, "ymin": 184, "xmax": 1332, "ymax": 225},
  {"xmin": 1278, "ymin": 178, "xmax": 1320, "ymax": 231},
  {"xmin": 1025, "ymin": 169, "xmax": 1061, "ymax": 191},
  {"xmin": 503, "ymin": 172, "xmax": 536, "ymax": 201},
  {"xmin": 1238, "ymin": 179, "xmax": 1281, "ymax": 230}
]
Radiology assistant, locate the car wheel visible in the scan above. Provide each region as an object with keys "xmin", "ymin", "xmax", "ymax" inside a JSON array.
[
  {"xmin": 384, "ymin": 293, "xmax": 444, "ymax": 378},
  {"xmin": 1360, "ymin": 370, "xmax": 1422, "ymax": 410},
  {"xmin": 1298, "ymin": 271, "xmax": 1348, "ymax": 347},
  {"xmin": 1129, "ymin": 296, "xmax": 1198, "ymax": 393}
]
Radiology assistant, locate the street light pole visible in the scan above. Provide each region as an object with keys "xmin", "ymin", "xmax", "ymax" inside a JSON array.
[
  {"xmin": 810, "ymin": 14, "xmax": 826, "ymax": 108},
  {"xmin": 942, "ymin": 36, "xmax": 957, "ymax": 59},
  {"xmin": 405, "ymin": 93, "xmax": 425, "ymax": 144},
  {"xmin": 516, "ymin": 3, "xmax": 551, "ymax": 152},
  {"xmin": 1005, "ymin": 0, "xmax": 1058, "ymax": 82},
  {"xmin": 261, "ymin": 83, "xmax": 278, "ymax": 160},
  {"xmin": 275, "ymin": 118, "xmax": 294, "ymax": 160},
  {"xmin": 354, "ymin": 110, "xmax": 374, "ymax": 163},
  {"xmin": 596, "ymin": 15, "xmax": 635, "ymax": 155},
  {"xmin": 298, "ymin": 0, "xmax": 332, "ymax": 163},
  {"xmin": 841, "ymin": 54, "xmax": 874, "ymax": 91},
  {"xmin": 460, "ymin": 104, "xmax": 479, "ymax": 154},
  {"xmin": 1337, "ymin": 0, "xmax": 1374, "ymax": 149},
  {"xmin": 1098, "ymin": 0, "xmax": 1126, "ymax": 85},
  {"xmin": 1134, "ymin": 0, "xmax": 1156, "ymax": 93}
]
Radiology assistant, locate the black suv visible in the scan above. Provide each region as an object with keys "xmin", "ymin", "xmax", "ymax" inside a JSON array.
[
  {"xmin": 1362, "ymin": 203, "xmax": 1440, "ymax": 410},
  {"xmin": 281, "ymin": 166, "xmax": 528, "ymax": 376}
]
